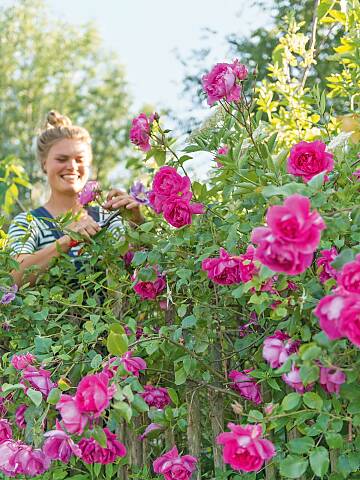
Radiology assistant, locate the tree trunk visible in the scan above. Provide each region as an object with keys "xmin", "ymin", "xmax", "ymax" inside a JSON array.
[
  {"xmin": 165, "ymin": 428, "xmax": 175, "ymax": 449},
  {"xmin": 187, "ymin": 389, "xmax": 202, "ymax": 480}
]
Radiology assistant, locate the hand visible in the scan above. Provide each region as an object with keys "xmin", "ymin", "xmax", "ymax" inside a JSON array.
[
  {"xmin": 67, "ymin": 211, "xmax": 101, "ymax": 241},
  {"xmin": 103, "ymin": 189, "xmax": 144, "ymax": 224}
]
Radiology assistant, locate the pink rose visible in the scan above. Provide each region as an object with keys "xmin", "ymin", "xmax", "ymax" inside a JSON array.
[
  {"xmin": 43, "ymin": 427, "xmax": 82, "ymax": 463},
  {"xmin": 78, "ymin": 180, "xmax": 99, "ymax": 206},
  {"xmin": 129, "ymin": 113, "xmax": 154, "ymax": 152},
  {"xmin": 319, "ymin": 365, "xmax": 346, "ymax": 395},
  {"xmin": 133, "ymin": 267, "xmax": 166, "ymax": 300},
  {"xmin": 79, "ymin": 428, "xmax": 126, "ymax": 464},
  {"xmin": 282, "ymin": 364, "xmax": 313, "ymax": 393},
  {"xmin": 120, "ymin": 351, "xmax": 147, "ymax": 376},
  {"xmin": 75, "ymin": 373, "xmax": 114, "ymax": 416},
  {"xmin": 237, "ymin": 245, "xmax": 259, "ymax": 282},
  {"xmin": 287, "ymin": 140, "xmax": 334, "ymax": 182},
  {"xmin": 0, "ymin": 419, "xmax": 12, "ymax": 442},
  {"xmin": 122, "ymin": 249, "xmax": 134, "ymax": 267},
  {"xmin": 215, "ymin": 145, "xmax": 229, "ymax": 167},
  {"xmin": 141, "ymin": 385, "xmax": 171, "ymax": 409},
  {"xmin": 9, "ymin": 443, "xmax": 51, "ymax": 477},
  {"xmin": 0, "ymin": 440, "xmax": 20, "ymax": 477},
  {"xmin": 153, "ymin": 446, "xmax": 197, "ymax": 480},
  {"xmin": 15, "ymin": 404, "xmax": 27, "ymax": 429},
  {"xmin": 22, "ymin": 366, "xmax": 55, "ymax": 398},
  {"xmin": 202, "ymin": 60, "xmax": 248, "ymax": 106},
  {"xmin": 251, "ymin": 227, "xmax": 313, "ymax": 275},
  {"xmin": 266, "ymin": 194, "xmax": 326, "ymax": 254},
  {"xmin": 162, "ymin": 192, "xmax": 205, "ymax": 228},
  {"xmin": 56, "ymin": 394, "xmax": 88, "ymax": 435},
  {"xmin": 316, "ymin": 247, "xmax": 338, "ymax": 283},
  {"xmin": 139, "ymin": 423, "xmax": 163, "ymax": 440},
  {"xmin": 11, "ymin": 353, "xmax": 36, "ymax": 370},
  {"xmin": 339, "ymin": 300, "xmax": 360, "ymax": 347},
  {"xmin": 229, "ymin": 370, "xmax": 262, "ymax": 404},
  {"xmin": 217, "ymin": 423, "xmax": 275, "ymax": 472},
  {"xmin": 202, "ymin": 248, "xmax": 243, "ymax": 285},
  {"xmin": 338, "ymin": 255, "xmax": 360, "ymax": 294},
  {"xmin": 150, "ymin": 166, "xmax": 191, "ymax": 213},
  {"xmin": 313, "ymin": 292, "xmax": 350, "ymax": 340},
  {"xmin": 263, "ymin": 331, "xmax": 299, "ymax": 369}
]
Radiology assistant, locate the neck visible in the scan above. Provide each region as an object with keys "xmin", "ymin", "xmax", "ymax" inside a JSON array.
[{"xmin": 44, "ymin": 191, "xmax": 82, "ymax": 217}]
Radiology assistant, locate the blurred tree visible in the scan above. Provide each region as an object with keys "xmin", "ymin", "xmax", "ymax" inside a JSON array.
[{"xmin": 0, "ymin": 0, "xmax": 131, "ymax": 189}]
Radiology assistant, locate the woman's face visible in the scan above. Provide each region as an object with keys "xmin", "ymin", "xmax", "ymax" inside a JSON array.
[{"xmin": 44, "ymin": 138, "xmax": 91, "ymax": 195}]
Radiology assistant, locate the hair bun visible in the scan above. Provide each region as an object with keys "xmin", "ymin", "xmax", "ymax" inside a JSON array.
[{"xmin": 43, "ymin": 110, "xmax": 72, "ymax": 130}]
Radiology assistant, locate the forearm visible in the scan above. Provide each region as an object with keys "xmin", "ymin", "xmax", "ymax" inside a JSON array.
[{"xmin": 11, "ymin": 235, "xmax": 72, "ymax": 287}]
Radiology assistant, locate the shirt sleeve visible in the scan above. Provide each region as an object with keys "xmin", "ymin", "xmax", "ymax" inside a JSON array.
[
  {"xmin": 7, "ymin": 212, "xmax": 39, "ymax": 255},
  {"xmin": 99, "ymin": 208, "xmax": 125, "ymax": 240}
]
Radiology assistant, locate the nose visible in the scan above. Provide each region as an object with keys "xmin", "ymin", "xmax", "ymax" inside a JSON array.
[{"xmin": 66, "ymin": 158, "xmax": 78, "ymax": 170}]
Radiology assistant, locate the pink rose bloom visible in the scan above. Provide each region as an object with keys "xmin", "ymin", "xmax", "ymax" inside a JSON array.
[
  {"xmin": 339, "ymin": 300, "xmax": 360, "ymax": 347},
  {"xmin": 11, "ymin": 352, "xmax": 36, "ymax": 370},
  {"xmin": 129, "ymin": 113, "xmax": 153, "ymax": 152},
  {"xmin": 22, "ymin": 366, "xmax": 55, "ymax": 398},
  {"xmin": 79, "ymin": 428, "xmax": 126, "ymax": 464},
  {"xmin": 316, "ymin": 247, "xmax": 338, "ymax": 283},
  {"xmin": 0, "ymin": 419, "xmax": 12, "ymax": 442},
  {"xmin": 15, "ymin": 404, "xmax": 27, "ymax": 429},
  {"xmin": 217, "ymin": 423, "xmax": 276, "ymax": 472},
  {"xmin": 78, "ymin": 180, "xmax": 99, "ymax": 206},
  {"xmin": 229, "ymin": 370, "xmax": 262, "ymax": 404},
  {"xmin": 122, "ymin": 249, "xmax": 134, "ymax": 267},
  {"xmin": 9, "ymin": 443, "xmax": 51, "ymax": 477},
  {"xmin": 263, "ymin": 331, "xmax": 299, "ymax": 369},
  {"xmin": 0, "ymin": 439, "xmax": 20, "ymax": 477},
  {"xmin": 139, "ymin": 423, "xmax": 162, "ymax": 440},
  {"xmin": 319, "ymin": 365, "xmax": 346, "ymax": 395},
  {"xmin": 202, "ymin": 248, "xmax": 243, "ymax": 285},
  {"xmin": 162, "ymin": 192, "xmax": 205, "ymax": 228},
  {"xmin": 153, "ymin": 445, "xmax": 197, "ymax": 480},
  {"xmin": 56, "ymin": 394, "xmax": 88, "ymax": 435},
  {"xmin": 141, "ymin": 385, "xmax": 171, "ymax": 409},
  {"xmin": 266, "ymin": 194, "xmax": 326, "ymax": 254},
  {"xmin": 202, "ymin": 60, "xmax": 248, "ymax": 106},
  {"xmin": 282, "ymin": 364, "xmax": 313, "ymax": 394},
  {"xmin": 120, "ymin": 351, "xmax": 147, "ymax": 376},
  {"xmin": 75, "ymin": 373, "xmax": 114, "ymax": 416},
  {"xmin": 43, "ymin": 426, "xmax": 82, "ymax": 463},
  {"xmin": 237, "ymin": 245, "xmax": 259, "ymax": 282},
  {"xmin": 287, "ymin": 140, "xmax": 334, "ymax": 182},
  {"xmin": 251, "ymin": 227, "xmax": 313, "ymax": 275},
  {"xmin": 353, "ymin": 169, "xmax": 360, "ymax": 179},
  {"xmin": 149, "ymin": 166, "xmax": 191, "ymax": 213},
  {"xmin": 264, "ymin": 403, "xmax": 274, "ymax": 415},
  {"xmin": 215, "ymin": 145, "xmax": 229, "ymax": 167},
  {"xmin": 133, "ymin": 268, "xmax": 166, "ymax": 300},
  {"xmin": 313, "ymin": 292, "xmax": 350, "ymax": 340},
  {"xmin": 338, "ymin": 255, "xmax": 360, "ymax": 294}
]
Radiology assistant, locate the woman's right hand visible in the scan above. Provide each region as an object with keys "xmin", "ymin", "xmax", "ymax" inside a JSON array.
[{"xmin": 66, "ymin": 211, "xmax": 101, "ymax": 242}]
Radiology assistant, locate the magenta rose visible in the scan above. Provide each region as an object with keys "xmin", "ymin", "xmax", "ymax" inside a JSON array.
[
  {"xmin": 319, "ymin": 365, "xmax": 346, "ymax": 395},
  {"xmin": 251, "ymin": 227, "xmax": 313, "ymax": 275},
  {"xmin": 237, "ymin": 245, "xmax": 259, "ymax": 282},
  {"xmin": 266, "ymin": 194, "xmax": 326, "ymax": 254},
  {"xmin": 79, "ymin": 428, "xmax": 126, "ymax": 464},
  {"xmin": 56, "ymin": 394, "xmax": 88, "ymax": 435},
  {"xmin": 21, "ymin": 366, "xmax": 55, "ymax": 398},
  {"xmin": 0, "ymin": 440, "xmax": 20, "ymax": 477},
  {"xmin": 263, "ymin": 331, "xmax": 299, "ymax": 369},
  {"xmin": 8, "ymin": 443, "xmax": 51, "ymax": 477},
  {"xmin": 229, "ymin": 370, "xmax": 262, "ymax": 404},
  {"xmin": 120, "ymin": 351, "xmax": 147, "ymax": 377},
  {"xmin": 75, "ymin": 373, "xmax": 114, "ymax": 416},
  {"xmin": 313, "ymin": 292, "xmax": 352, "ymax": 340},
  {"xmin": 43, "ymin": 427, "xmax": 81, "ymax": 463},
  {"xmin": 339, "ymin": 300, "xmax": 360, "ymax": 347},
  {"xmin": 202, "ymin": 60, "xmax": 248, "ymax": 106},
  {"xmin": 129, "ymin": 113, "xmax": 154, "ymax": 152},
  {"xmin": 149, "ymin": 166, "xmax": 191, "ymax": 213},
  {"xmin": 153, "ymin": 446, "xmax": 197, "ymax": 480},
  {"xmin": 132, "ymin": 267, "xmax": 166, "ymax": 300},
  {"xmin": 162, "ymin": 192, "xmax": 205, "ymax": 228},
  {"xmin": 15, "ymin": 404, "xmax": 27, "ymax": 430},
  {"xmin": 215, "ymin": 145, "xmax": 229, "ymax": 167},
  {"xmin": 141, "ymin": 385, "xmax": 171, "ymax": 409},
  {"xmin": 338, "ymin": 255, "xmax": 360, "ymax": 294},
  {"xmin": 202, "ymin": 247, "xmax": 243, "ymax": 285},
  {"xmin": 287, "ymin": 140, "xmax": 334, "ymax": 182},
  {"xmin": 78, "ymin": 181, "xmax": 99, "ymax": 206},
  {"xmin": 217, "ymin": 423, "xmax": 275, "ymax": 472},
  {"xmin": 11, "ymin": 353, "xmax": 36, "ymax": 370},
  {"xmin": 282, "ymin": 364, "xmax": 313, "ymax": 393},
  {"xmin": 316, "ymin": 247, "xmax": 338, "ymax": 283},
  {"xmin": 0, "ymin": 419, "xmax": 12, "ymax": 442}
]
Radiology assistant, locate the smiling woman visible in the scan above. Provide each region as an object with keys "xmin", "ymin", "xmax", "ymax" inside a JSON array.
[{"xmin": 8, "ymin": 110, "xmax": 143, "ymax": 286}]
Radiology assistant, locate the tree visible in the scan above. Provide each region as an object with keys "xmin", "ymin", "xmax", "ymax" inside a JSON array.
[{"xmin": 0, "ymin": 0, "xmax": 130, "ymax": 189}]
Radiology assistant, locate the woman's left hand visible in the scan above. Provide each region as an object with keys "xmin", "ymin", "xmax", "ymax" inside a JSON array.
[{"xmin": 103, "ymin": 189, "xmax": 144, "ymax": 224}]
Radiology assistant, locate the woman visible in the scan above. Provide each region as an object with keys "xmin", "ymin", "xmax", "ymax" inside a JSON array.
[{"xmin": 8, "ymin": 111, "xmax": 143, "ymax": 286}]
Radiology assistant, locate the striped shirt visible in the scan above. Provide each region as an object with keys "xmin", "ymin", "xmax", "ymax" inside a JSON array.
[{"xmin": 8, "ymin": 206, "xmax": 124, "ymax": 257}]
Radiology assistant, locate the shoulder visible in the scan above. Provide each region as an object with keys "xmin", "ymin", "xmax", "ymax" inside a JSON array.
[{"xmin": 8, "ymin": 211, "xmax": 36, "ymax": 232}]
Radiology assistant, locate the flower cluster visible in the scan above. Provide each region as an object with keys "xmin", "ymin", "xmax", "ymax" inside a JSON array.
[
  {"xmin": 129, "ymin": 113, "xmax": 155, "ymax": 152},
  {"xmin": 314, "ymin": 254, "xmax": 360, "ymax": 347},
  {"xmin": 153, "ymin": 446, "xmax": 197, "ymax": 480},
  {"xmin": 202, "ymin": 60, "xmax": 248, "ymax": 106},
  {"xmin": 141, "ymin": 385, "xmax": 171, "ymax": 409},
  {"xmin": 287, "ymin": 140, "xmax": 334, "ymax": 183},
  {"xmin": 149, "ymin": 166, "xmax": 205, "ymax": 228},
  {"xmin": 251, "ymin": 194, "xmax": 326, "ymax": 275}
]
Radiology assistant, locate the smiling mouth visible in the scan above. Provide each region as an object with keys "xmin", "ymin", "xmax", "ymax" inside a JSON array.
[{"xmin": 60, "ymin": 174, "xmax": 80, "ymax": 182}]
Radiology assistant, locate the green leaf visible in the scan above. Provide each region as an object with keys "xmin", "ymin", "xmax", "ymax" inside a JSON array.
[
  {"xmin": 300, "ymin": 364, "xmax": 319, "ymax": 386},
  {"xmin": 325, "ymin": 432, "xmax": 343, "ymax": 449},
  {"xmin": 107, "ymin": 331, "xmax": 128, "ymax": 356},
  {"xmin": 303, "ymin": 392, "xmax": 323, "ymax": 410},
  {"xmin": 175, "ymin": 367, "xmax": 187, "ymax": 385},
  {"xmin": 331, "ymin": 249, "xmax": 355, "ymax": 270},
  {"xmin": 132, "ymin": 394, "xmax": 149, "ymax": 413},
  {"xmin": 310, "ymin": 447, "xmax": 329, "ymax": 478},
  {"xmin": 280, "ymin": 455, "xmax": 308, "ymax": 478},
  {"xmin": 90, "ymin": 354, "xmax": 103, "ymax": 369},
  {"xmin": 167, "ymin": 388, "xmax": 178, "ymax": 405},
  {"xmin": 132, "ymin": 251, "xmax": 148, "ymax": 266},
  {"xmin": 181, "ymin": 315, "xmax": 197, "ymax": 329},
  {"xmin": 282, "ymin": 393, "xmax": 302, "ymax": 411},
  {"xmin": 299, "ymin": 343, "xmax": 322, "ymax": 361},
  {"xmin": 307, "ymin": 171, "xmax": 325, "ymax": 190},
  {"xmin": 92, "ymin": 426, "xmax": 107, "ymax": 448},
  {"xmin": 288, "ymin": 436, "xmax": 315, "ymax": 454},
  {"xmin": 27, "ymin": 388, "xmax": 43, "ymax": 407},
  {"xmin": 47, "ymin": 387, "xmax": 61, "ymax": 405},
  {"xmin": 113, "ymin": 401, "xmax": 132, "ymax": 423}
]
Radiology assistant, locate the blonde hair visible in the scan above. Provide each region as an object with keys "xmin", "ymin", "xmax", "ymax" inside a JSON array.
[{"xmin": 37, "ymin": 110, "xmax": 92, "ymax": 171}]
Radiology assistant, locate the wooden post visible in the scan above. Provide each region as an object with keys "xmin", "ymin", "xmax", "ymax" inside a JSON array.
[{"xmin": 187, "ymin": 389, "xmax": 202, "ymax": 480}]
